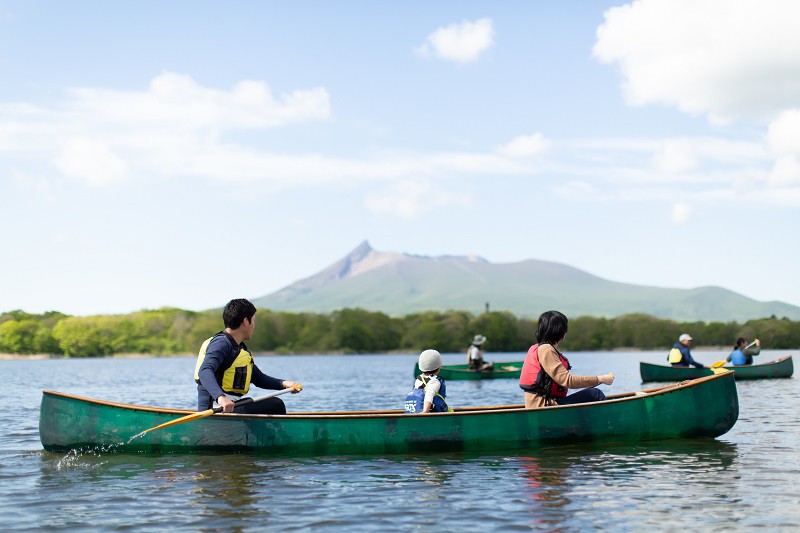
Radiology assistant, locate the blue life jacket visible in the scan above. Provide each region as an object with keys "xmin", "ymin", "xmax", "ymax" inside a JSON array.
[
  {"xmin": 730, "ymin": 349, "xmax": 747, "ymax": 366},
  {"xmin": 404, "ymin": 375, "xmax": 449, "ymax": 413}
]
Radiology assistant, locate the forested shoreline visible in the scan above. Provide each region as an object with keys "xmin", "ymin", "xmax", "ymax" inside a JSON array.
[{"xmin": 1, "ymin": 307, "xmax": 798, "ymax": 357}]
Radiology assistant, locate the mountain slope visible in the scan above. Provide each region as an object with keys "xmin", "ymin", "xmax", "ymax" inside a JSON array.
[{"xmin": 251, "ymin": 241, "xmax": 800, "ymax": 321}]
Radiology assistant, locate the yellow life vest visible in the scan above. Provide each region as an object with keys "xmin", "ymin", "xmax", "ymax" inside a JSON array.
[
  {"xmin": 193, "ymin": 334, "xmax": 254, "ymax": 395},
  {"xmin": 668, "ymin": 348, "xmax": 683, "ymax": 364}
]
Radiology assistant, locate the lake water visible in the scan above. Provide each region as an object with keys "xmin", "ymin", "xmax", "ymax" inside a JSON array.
[{"xmin": 3, "ymin": 350, "xmax": 799, "ymax": 531}]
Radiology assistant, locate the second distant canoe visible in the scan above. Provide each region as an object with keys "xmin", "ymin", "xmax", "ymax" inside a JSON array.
[
  {"xmin": 413, "ymin": 361, "xmax": 523, "ymax": 380},
  {"xmin": 640, "ymin": 356, "xmax": 793, "ymax": 382}
]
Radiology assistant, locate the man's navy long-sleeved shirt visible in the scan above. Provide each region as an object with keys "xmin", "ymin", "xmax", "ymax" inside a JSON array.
[
  {"xmin": 670, "ymin": 342, "xmax": 704, "ymax": 368},
  {"xmin": 196, "ymin": 332, "xmax": 284, "ymax": 411}
]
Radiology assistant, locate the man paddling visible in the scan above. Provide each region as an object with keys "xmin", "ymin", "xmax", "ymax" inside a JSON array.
[
  {"xmin": 667, "ymin": 333, "xmax": 705, "ymax": 368},
  {"xmin": 467, "ymin": 334, "xmax": 493, "ymax": 371},
  {"xmin": 194, "ymin": 298, "xmax": 301, "ymax": 414}
]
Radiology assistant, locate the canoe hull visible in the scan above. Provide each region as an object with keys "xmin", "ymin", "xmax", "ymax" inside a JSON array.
[
  {"xmin": 413, "ymin": 362, "xmax": 523, "ymax": 380},
  {"xmin": 640, "ymin": 356, "xmax": 794, "ymax": 383},
  {"xmin": 40, "ymin": 373, "xmax": 738, "ymax": 454}
]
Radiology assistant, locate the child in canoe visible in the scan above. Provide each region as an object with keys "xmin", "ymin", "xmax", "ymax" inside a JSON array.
[
  {"xmin": 404, "ymin": 349, "xmax": 453, "ymax": 413},
  {"xmin": 520, "ymin": 310, "xmax": 614, "ymax": 409}
]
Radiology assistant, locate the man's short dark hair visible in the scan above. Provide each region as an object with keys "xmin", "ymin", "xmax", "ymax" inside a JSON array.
[
  {"xmin": 223, "ymin": 299, "xmax": 257, "ymax": 329},
  {"xmin": 536, "ymin": 310, "xmax": 569, "ymax": 345}
]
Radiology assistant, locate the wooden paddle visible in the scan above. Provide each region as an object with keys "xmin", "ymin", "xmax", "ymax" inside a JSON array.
[{"xmin": 139, "ymin": 387, "xmax": 298, "ymax": 436}]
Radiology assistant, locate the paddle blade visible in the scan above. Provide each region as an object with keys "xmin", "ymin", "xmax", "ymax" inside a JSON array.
[
  {"xmin": 142, "ymin": 408, "xmax": 214, "ymax": 435},
  {"xmin": 710, "ymin": 366, "xmax": 730, "ymax": 375},
  {"xmin": 710, "ymin": 360, "xmax": 726, "ymax": 368}
]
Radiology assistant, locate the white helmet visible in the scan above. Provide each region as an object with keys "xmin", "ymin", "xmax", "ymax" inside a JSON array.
[{"xmin": 418, "ymin": 349, "xmax": 443, "ymax": 372}]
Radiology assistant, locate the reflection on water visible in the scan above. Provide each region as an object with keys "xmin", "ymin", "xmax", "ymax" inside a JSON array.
[
  {"xmin": 26, "ymin": 440, "xmax": 746, "ymax": 530},
  {"xmin": 518, "ymin": 440, "xmax": 740, "ymax": 530},
  {"xmin": 3, "ymin": 352, "xmax": 800, "ymax": 529}
]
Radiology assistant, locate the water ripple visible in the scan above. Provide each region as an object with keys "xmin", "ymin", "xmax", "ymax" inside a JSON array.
[{"xmin": 3, "ymin": 351, "xmax": 799, "ymax": 530}]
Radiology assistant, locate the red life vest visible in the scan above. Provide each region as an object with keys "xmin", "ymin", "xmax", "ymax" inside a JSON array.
[{"xmin": 519, "ymin": 343, "xmax": 571, "ymax": 398}]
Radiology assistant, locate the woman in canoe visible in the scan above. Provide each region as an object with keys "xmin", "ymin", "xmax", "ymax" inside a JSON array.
[
  {"xmin": 519, "ymin": 310, "xmax": 614, "ymax": 409},
  {"xmin": 727, "ymin": 337, "xmax": 761, "ymax": 366}
]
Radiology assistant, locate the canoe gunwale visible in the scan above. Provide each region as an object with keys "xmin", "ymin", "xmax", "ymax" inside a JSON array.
[
  {"xmin": 414, "ymin": 361, "xmax": 523, "ymax": 380},
  {"xmin": 642, "ymin": 355, "xmax": 791, "ymax": 370},
  {"xmin": 419, "ymin": 361, "xmax": 523, "ymax": 371},
  {"xmin": 40, "ymin": 373, "xmax": 726, "ymax": 420},
  {"xmin": 731, "ymin": 355, "xmax": 792, "ymax": 368}
]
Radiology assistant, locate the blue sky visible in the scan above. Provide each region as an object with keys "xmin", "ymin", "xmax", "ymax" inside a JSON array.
[{"xmin": 2, "ymin": 0, "xmax": 799, "ymax": 315}]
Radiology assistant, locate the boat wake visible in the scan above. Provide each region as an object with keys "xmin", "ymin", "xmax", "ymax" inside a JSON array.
[{"xmin": 54, "ymin": 447, "xmax": 110, "ymax": 470}]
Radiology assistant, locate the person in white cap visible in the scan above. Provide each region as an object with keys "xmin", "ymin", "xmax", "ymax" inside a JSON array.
[
  {"xmin": 404, "ymin": 349, "xmax": 452, "ymax": 413},
  {"xmin": 667, "ymin": 333, "xmax": 705, "ymax": 368},
  {"xmin": 467, "ymin": 334, "xmax": 492, "ymax": 371}
]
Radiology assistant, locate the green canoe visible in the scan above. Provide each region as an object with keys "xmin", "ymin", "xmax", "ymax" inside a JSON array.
[
  {"xmin": 640, "ymin": 356, "xmax": 793, "ymax": 383},
  {"xmin": 413, "ymin": 361, "xmax": 523, "ymax": 380},
  {"xmin": 40, "ymin": 372, "xmax": 738, "ymax": 454}
]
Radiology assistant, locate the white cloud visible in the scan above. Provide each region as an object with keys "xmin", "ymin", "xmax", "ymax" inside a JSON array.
[
  {"xmin": 416, "ymin": 18, "xmax": 494, "ymax": 64},
  {"xmin": 594, "ymin": 0, "xmax": 800, "ymax": 123},
  {"xmin": 553, "ymin": 180, "xmax": 602, "ymax": 201},
  {"xmin": 593, "ymin": 1, "xmax": 800, "ymax": 206},
  {"xmin": 652, "ymin": 139, "xmax": 698, "ymax": 174},
  {"xmin": 68, "ymin": 72, "xmax": 330, "ymax": 130},
  {"xmin": 769, "ymin": 156, "xmax": 800, "ymax": 186},
  {"xmin": 0, "ymin": 73, "xmax": 330, "ymax": 156},
  {"xmin": 765, "ymin": 110, "xmax": 800, "ymax": 185},
  {"xmin": 4, "ymin": 71, "xmax": 800, "ymax": 211},
  {"xmin": 497, "ymin": 133, "xmax": 551, "ymax": 157},
  {"xmin": 364, "ymin": 180, "xmax": 473, "ymax": 219},
  {"xmin": 755, "ymin": 185, "xmax": 800, "ymax": 206},
  {"xmin": 767, "ymin": 109, "xmax": 800, "ymax": 156},
  {"xmin": 0, "ymin": 72, "xmax": 546, "ymax": 190},
  {"xmin": 672, "ymin": 201, "xmax": 693, "ymax": 224},
  {"xmin": 53, "ymin": 137, "xmax": 129, "ymax": 186},
  {"xmin": 0, "ymin": 72, "xmax": 332, "ymax": 185}
]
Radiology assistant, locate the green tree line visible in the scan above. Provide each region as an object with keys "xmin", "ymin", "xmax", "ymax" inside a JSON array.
[{"xmin": 1, "ymin": 308, "xmax": 798, "ymax": 357}]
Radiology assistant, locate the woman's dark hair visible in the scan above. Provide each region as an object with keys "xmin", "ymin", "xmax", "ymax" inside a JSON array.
[
  {"xmin": 223, "ymin": 299, "xmax": 257, "ymax": 329},
  {"xmin": 735, "ymin": 337, "xmax": 747, "ymax": 350},
  {"xmin": 536, "ymin": 310, "xmax": 569, "ymax": 345}
]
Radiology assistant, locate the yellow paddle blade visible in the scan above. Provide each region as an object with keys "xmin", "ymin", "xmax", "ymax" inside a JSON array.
[
  {"xmin": 710, "ymin": 366, "xmax": 730, "ymax": 374},
  {"xmin": 710, "ymin": 360, "xmax": 726, "ymax": 368},
  {"xmin": 142, "ymin": 408, "xmax": 215, "ymax": 435}
]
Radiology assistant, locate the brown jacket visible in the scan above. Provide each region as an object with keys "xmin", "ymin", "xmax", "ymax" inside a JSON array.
[{"xmin": 524, "ymin": 344, "xmax": 600, "ymax": 408}]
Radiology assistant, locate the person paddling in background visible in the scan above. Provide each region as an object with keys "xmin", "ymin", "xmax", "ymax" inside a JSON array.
[
  {"xmin": 405, "ymin": 349, "xmax": 452, "ymax": 413},
  {"xmin": 519, "ymin": 310, "xmax": 614, "ymax": 409},
  {"xmin": 467, "ymin": 334, "xmax": 492, "ymax": 371},
  {"xmin": 194, "ymin": 299, "xmax": 302, "ymax": 414},
  {"xmin": 727, "ymin": 337, "xmax": 761, "ymax": 366},
  {"xmin": 667, "ymin": 333, "xmax": 705, "ymax": 368}
]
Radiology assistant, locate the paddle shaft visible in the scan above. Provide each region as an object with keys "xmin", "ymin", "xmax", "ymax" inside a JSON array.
[
  {"xmin": 141, "ymin": 388, "xmax": 296, "ymax": 436},
  {"xmin": 213, "ymin": 387, "xmax": 294, "ymax": 413}
]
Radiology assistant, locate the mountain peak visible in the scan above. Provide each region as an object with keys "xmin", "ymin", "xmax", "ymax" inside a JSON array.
[
  {"xmin": 346, "ymin": 240, "xmax": 373, "ymax": 262},
  {"xmin": 252, "ymin": 243, "xmax": 800, "ymax": 321}
]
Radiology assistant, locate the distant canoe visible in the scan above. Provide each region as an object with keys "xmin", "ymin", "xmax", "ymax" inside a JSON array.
[
  {"xmin": 640, "ymin": 356, "xmax": 794, "ymax": 383},
  {"xmin": 413, "ymin": 361, "xmax": 523, "ymax": 380},
  {"xmin": 39, "ymin": 372, "xmax": 738, "ymax": 454}
]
